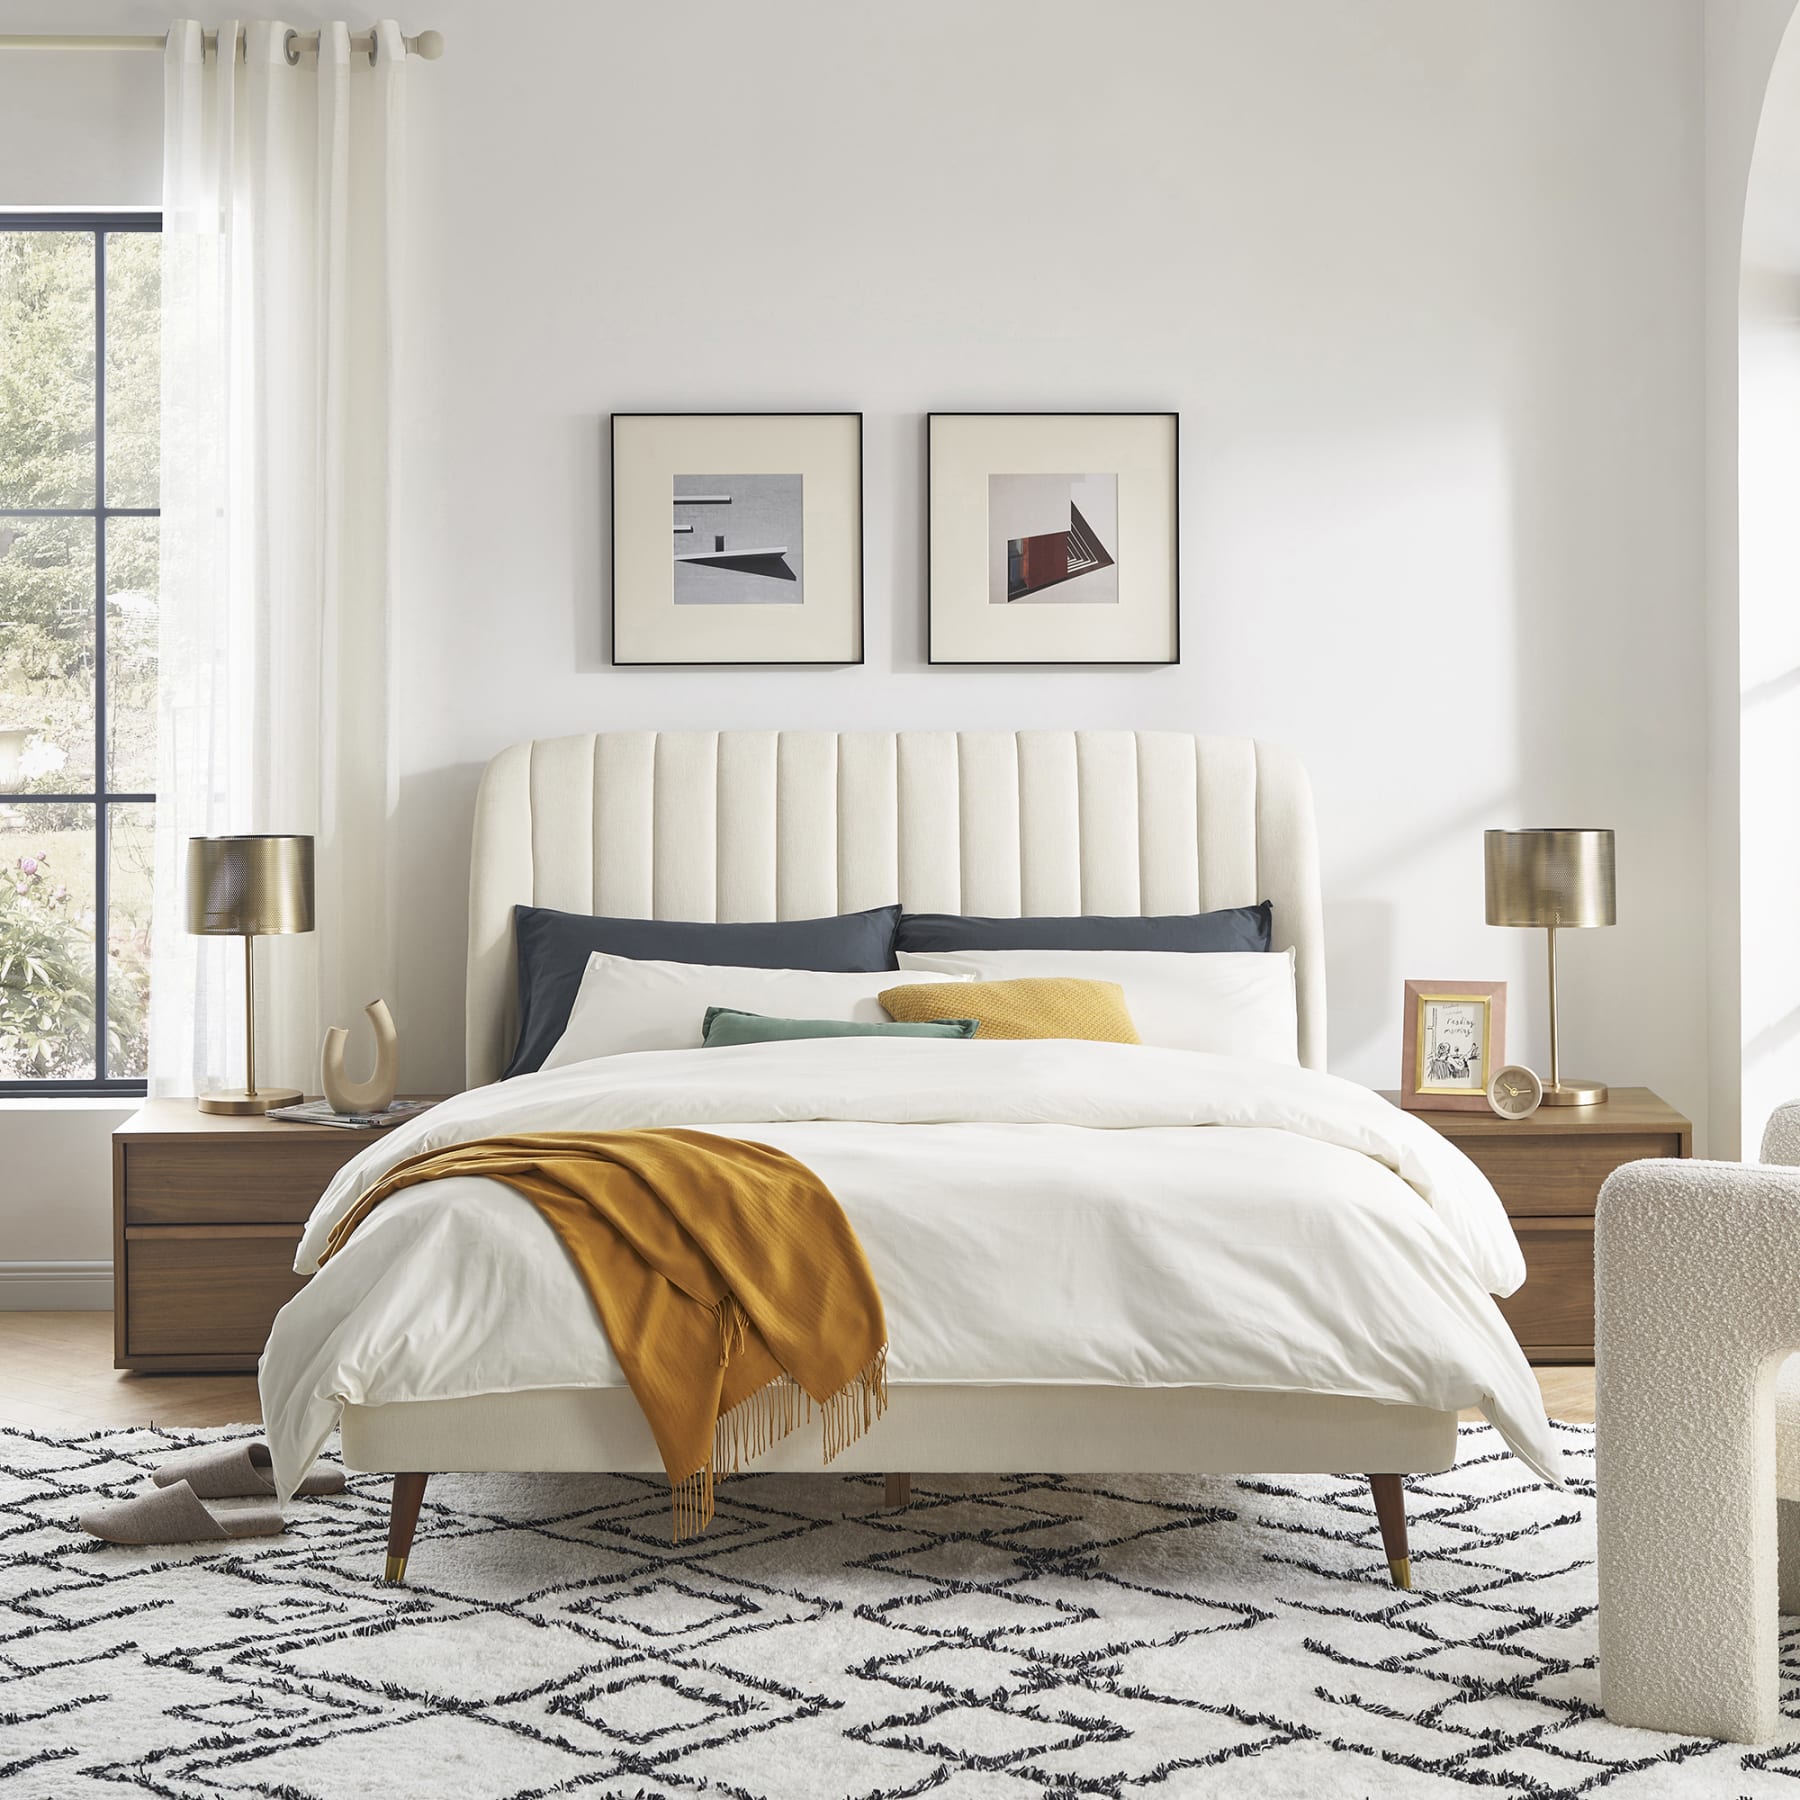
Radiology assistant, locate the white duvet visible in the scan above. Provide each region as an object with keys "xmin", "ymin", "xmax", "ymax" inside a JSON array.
[{"xmin": 261, "ymin": 1038, "xmax": 1561, "ymax": 1501}]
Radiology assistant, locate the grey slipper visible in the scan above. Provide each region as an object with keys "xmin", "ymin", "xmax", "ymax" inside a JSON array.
[
  {"xmin": 152, "ymin": 1439, "xmax": 343, "ymax": 1500},
  {"xmin": 80, "ymin": 1478, "xmax": 285, "ymax": 1546}
]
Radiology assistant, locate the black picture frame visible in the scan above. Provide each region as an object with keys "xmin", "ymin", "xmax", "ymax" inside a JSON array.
[
  {"xmin": 610, "ymin": 410, "xmax": 865, "ymax": 667},
  {"xmin": 926, "ymin": 410, "xmax": 1180, "ymax": 667}
]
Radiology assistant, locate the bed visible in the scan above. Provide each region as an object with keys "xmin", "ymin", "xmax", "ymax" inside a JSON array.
[{"xmin": 258, "ymin": 728, "xmax": 1558, "ymax": 1588}]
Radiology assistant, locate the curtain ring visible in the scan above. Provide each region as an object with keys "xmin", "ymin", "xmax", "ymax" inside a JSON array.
[{"xmin": 283, "ymin": 27, "xmax": 300, "ymax": 67}]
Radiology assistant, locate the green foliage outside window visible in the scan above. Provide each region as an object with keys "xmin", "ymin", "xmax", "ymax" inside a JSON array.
[
  {"xmin": 0, "ymin": 224, "xmax": 159, "ymax": 1084},
  {"xmin": 0, "ymin": 847, "xmax": 94, "ymax": 1078}
]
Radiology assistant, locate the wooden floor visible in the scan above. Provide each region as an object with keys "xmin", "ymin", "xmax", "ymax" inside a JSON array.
[
  {"xmin": 1533, "ymin": 1363, "xmax": 1595, "ymax": 1424},
  {"xmin": 0, "ymin": 1313, "xmax": 264, "ymax": 1430},
  {"xmin": 0, "ymin": 1311, "xmax": 1600, "ymax": 1431}
]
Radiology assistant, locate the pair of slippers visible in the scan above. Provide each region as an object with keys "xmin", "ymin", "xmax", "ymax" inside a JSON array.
[{"xmin": 80, "ymin": 1440, "xmax": 343, "ymax": 1546}]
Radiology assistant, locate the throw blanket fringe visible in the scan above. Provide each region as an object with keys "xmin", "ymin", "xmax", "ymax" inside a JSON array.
[
  {"xmin": 318, "ymin": 1129, "xmax": 887, "ymax": 1540},
  {"xmin": 683, "ymin": 1342, "xmax": 889, "ymax": 1537}
]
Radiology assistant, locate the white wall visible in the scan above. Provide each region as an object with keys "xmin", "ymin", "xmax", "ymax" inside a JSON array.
[
  {"xmin": 0, "ymin": 1103, "xmax": 126, "ymax": 1308},
  {"xmin": 1700, "ymin": 0, "xmax": 1798, "ymax": 1160},
  {"xmin": 398, "ymin": 0, "xmax": 1712, "ymax": 1126},
  {"xmin": 1727, "ymin": 0, "xmax": 1800, "ymax": 1157},
  {"xmin": 0, "ymin": 40, "xmax": 159, "ymax": 209},
  {"xmin": 0, "ymin": 0, "xmax": 1743, "ymax": 1283}
]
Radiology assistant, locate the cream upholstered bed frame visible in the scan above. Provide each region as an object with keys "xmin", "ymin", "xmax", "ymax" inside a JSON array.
[
  {"xmin": 349, "ymin": 729, "xmax": 1453, "ymax": 1588},
  {"xmin": 464, "ymin": 729, "xmax": 1328, "ymax": 1086}
]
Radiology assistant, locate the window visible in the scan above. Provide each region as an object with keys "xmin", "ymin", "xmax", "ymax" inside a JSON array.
[{"xmin": 0, "ymin": 215, "xmax": 160, "ymax": 1093}]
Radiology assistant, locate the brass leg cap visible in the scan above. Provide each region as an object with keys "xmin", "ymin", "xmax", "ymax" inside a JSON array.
[
  {"xmin": 383, "ymin": 1554, "xmax": 407, "ymax": 1585},
  {"xmin": 1388, "ymin": 1557, "xmax": 1412, "ymax": 1590}
]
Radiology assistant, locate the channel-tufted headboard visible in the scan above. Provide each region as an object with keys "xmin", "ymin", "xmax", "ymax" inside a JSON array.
[{"xmin": 466, "ymin": 730, "xmax": 1326, "ymax": 1087}]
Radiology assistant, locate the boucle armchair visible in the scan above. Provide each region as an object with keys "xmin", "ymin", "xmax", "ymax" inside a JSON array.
[{"xmin": 1596, "ymin": 1103, "xmax": 1800, "ymax": 1743}]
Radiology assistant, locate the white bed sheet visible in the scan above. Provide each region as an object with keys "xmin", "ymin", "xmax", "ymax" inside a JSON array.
[{"xmin": 260, "ymin": 1038, "xmax": 1558, "ymax": 1501}]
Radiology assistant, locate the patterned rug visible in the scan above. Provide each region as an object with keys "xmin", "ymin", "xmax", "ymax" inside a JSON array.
[{"xmin": 2, "ymin": 1417, "xmax": 1797, "ymax": 1797}]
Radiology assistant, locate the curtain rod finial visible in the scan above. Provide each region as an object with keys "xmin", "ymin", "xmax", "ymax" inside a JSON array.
[{"xmin": 408, "ymin": 28, "xmax": 444, "ymax": 59}]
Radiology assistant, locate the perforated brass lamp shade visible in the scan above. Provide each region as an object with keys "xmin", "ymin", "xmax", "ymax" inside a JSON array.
[
  {"xmin": 186, "ymin": 835, "xmax": 315, "ymax": 1114},
  {"xmin": 1483, "ymin": 828, "xmax": 1616, "ymax": 1106},
  {"xmin": 1484, "ymin": 829, "xmax": 1616, "ymax": 931},
  {"xmin": 186, "ymin": 835, "xmax": 315, "ymax": 936}
]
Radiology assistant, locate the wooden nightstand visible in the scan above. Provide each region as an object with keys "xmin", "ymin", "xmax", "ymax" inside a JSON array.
[
  {"xmin": 112, "ymin": 1099, "xmax": 442, "ymax": 1372},
  {"xmin": 1381, "ymin": 1087, "xmax": 1691, "ymax": 1365}
]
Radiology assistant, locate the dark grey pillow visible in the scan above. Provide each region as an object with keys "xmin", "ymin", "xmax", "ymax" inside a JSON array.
[
  {"xmin": 505, "ymin": 903, "xmax": 901, "ymax": 1078},
  {"xmin": 895, "ymin": 901, "xmax": 1272, "ymax": 955}
]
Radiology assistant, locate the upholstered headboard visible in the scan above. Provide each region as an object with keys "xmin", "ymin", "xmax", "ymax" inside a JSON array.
[{"xmin": 465, "ymin": 730, "xmax": 1326, "ymax": 1087}]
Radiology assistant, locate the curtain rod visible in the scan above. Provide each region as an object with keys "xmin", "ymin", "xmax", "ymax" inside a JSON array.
[{"xmin": 0, "ymin": 28, "xmax": 444, "ymax": 61}]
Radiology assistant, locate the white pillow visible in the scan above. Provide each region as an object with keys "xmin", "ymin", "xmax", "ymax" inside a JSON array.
[
  {"xmin": 540, "ymin": 954, "xmax": 967, "ymax": 1069},
  {"xmin": 895, "ymin": 948, "xmax": 1299, "ymax": 1065}
]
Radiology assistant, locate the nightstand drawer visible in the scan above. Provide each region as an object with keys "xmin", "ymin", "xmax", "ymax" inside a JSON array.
[
  {"xmin": 125, "ymin": 1230, "xmax": 308, "ymax": 1359},
  {"xmin": 1495, "ymin": 1218, "xmax": 1593, "ymax": 1358},
  {"xmin": 1381, "ymin": 1085, "xmax": 1689, "ymax": 1367},
  {"xmin": 1458, "ymin": 1132, "xmax": 1682, "ymax": 1217},
  {"xmin": 113, "ymin": 1098, "xmax": 444, "ymax": 1373},
  {"xmin": 123, "ymin": 1139, "xmax": 364, "ymax": 1225}
]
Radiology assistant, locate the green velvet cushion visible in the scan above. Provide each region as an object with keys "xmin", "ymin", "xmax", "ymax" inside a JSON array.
[{"xmin": 700, "ymin": 1006, "xmax": 979, "ymax": 1047}]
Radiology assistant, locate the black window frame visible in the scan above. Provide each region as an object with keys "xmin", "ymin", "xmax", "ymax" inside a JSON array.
[{"xmin": 0, "ymin": 210, "xmax": 161, "ymax": 1097}]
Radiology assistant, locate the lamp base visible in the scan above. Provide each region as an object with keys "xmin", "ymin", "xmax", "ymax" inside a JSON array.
[
  {"xmin": 1540, "ymin": 1078, "xmax": 1608, "ymax": 1107},
  {"xmin": 196, "ymin": 1087, "xmax": 303, "ymax": 1116}
]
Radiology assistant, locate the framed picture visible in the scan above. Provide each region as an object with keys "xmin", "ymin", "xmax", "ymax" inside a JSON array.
[
  {"xmin": 927, "ymin": 411, "xmax": 1179, "ymax": 665},
  {"xmin": 611, "ymin": 412, "xmax": 863, "ymax": 665},
  {"xmin": 1401, "ymin": 980, "xmax": 1507, "ymax": 1112}
]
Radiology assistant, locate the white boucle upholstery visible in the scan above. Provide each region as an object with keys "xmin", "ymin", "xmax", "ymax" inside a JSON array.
[
  {"xmin": 1597, "ymin": 1153, "xmax": 1800, "ymax": 1743},
  {"xmin": 1763, "ymin": 1104, "xmax": 1800, "ymax": 1622},
  {"xmin": 465, "ymin": 730, "xmax": 1326, "ymax": 1088},
  {"xmin": 1763, "ymin": 1101, "xmax": 1800, "ymax": 1169}
]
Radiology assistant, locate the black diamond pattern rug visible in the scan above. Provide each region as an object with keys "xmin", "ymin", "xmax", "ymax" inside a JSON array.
[{"xmin": 3, "ymin": 1418, "xmax": 1797, "ymax": 1797}]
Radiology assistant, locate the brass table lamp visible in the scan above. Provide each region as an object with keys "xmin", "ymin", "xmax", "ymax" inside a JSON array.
[
  {"xmin": 1484, "ymin": 827, "xmax": 1616, "ymax": 1106},
  {"xmin": 187, "ymin": 835, "xmax": 315, "ymax": 1115}
]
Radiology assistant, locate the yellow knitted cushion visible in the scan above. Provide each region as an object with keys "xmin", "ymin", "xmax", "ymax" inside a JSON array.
[{"xmin": 879, "ymin": 977, "xmax": 1141, "ymax": 1044}]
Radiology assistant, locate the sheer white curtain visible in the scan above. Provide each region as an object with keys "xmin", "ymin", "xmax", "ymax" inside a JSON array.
[{"xmin": 149, "ymin": 18, "xmax": 406, "ymax": 1097}]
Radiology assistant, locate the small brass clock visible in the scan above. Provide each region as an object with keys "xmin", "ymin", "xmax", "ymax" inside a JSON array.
[{"xmin": 1487, "ymin": 1064, "xmax": 1544, "ymax": 1121}]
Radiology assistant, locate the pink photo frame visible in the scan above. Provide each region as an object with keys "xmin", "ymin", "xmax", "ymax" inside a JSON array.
[{"xmin": 1401, "ymin": 979, "xmax": 1507, "ymax": 1113}]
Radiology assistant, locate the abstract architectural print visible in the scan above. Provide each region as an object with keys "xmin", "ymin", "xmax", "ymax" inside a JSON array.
[
  {"xmin": 989, "ymin": 473, "xmax": 1118, "ymax": 604},
  {"xmin": 673, "ymin": 474, "xmax": 804, "ymax": 605}
]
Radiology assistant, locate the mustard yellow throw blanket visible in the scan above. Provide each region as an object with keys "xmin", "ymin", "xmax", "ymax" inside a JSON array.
[{"xmin": 317, "ymin": 1129, "xmax": 887, "ymax": 1538}]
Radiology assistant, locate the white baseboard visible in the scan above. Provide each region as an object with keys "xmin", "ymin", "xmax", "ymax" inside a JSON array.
[{"xmin": 0, "ymin": 1260, "xmax": 113, "ymax": 1311}]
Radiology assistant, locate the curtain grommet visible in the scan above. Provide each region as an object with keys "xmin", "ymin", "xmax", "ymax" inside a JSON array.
[{"xmin": 283, "ymin": 28, "xmax": 300, "ymax": 66}]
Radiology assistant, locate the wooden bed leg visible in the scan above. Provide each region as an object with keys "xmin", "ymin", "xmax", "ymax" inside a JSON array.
[
  {"xmin": 884, "ymin": 1473, "xmax": 911, "ymax": 1509},
  {"xmin": 1369, "ymin": 1473, "xmax": 1411, "ymax": 1589},
  {"xmin": 384, "ymin": 1472, "xmax": 429, "ymax": 1585}
]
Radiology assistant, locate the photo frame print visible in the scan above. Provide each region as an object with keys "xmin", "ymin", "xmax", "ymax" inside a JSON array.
[
  {"xmin": 1400, "ymin": 979, "xmax": 1508, "ymax": 1113},
  {"xmin": 611, "ymin": 412, "xmax": 864, "ymax": 666},
  {"xmin": 927, "ymin": 411, "xmax": 1179, "ymax": 665}
]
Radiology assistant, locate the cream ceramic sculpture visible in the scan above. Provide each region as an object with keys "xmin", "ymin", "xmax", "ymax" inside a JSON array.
[{"xmin": 322, "ymin": 998, "xmax": 399, "ymax": 1114}]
